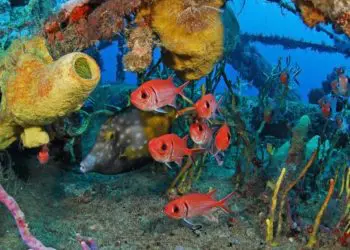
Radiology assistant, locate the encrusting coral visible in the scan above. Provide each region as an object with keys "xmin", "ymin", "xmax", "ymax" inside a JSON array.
[
  {"xmin": 43, "ymin": 0, "xmax": 143, "ymax": 58},
  {"xmin": 151, "ymin": 0, "xmax": 225, "ymax": 80},
  {"xmin": 294, "ymin": 0, "xmax": 350, "ymax": 37},
  {"xmin": 295, "ymin": 0, "xmax": 326, "ymax": 27},
  {"xmin": 123, "ymin": 26, "xmax": 154, "ymax": 72},
  {"xmin": 0, "ymin": 36, "xmax": 100, "ymax": 149}
]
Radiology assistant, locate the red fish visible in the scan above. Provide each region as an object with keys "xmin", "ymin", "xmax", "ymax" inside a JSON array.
[
  {"xmin": 321, "ymin": 102, "xmax": 331, "ymax": 118},
  {"xmin": 279, "ymin": 71, "xmax": 289, "ymax": 86},
  {"xmin": 189, "ymin": 120, "xmax": 212, "ymax": 146},
  {"xmin": 148, "ymin": 134, "xmax": 199, "ymax": 166},
  {"xmin": 69, "ymin": 4, "xmax": 91, "ymax": 23},
  {"xmin": 164, "ymin": 189, "xmax": 235, "ymax": 220},
  {"xmin": 37, "ymin": 144, "xmax": 49, "ymax": 165},
  {"xmin": 194, "ymin": 94, "xmax": 221, "ymax": 119},
  {"xmin": 214, "ymin": 123, "xmax": 231, "ymax": 152},
  {"xmin": 130, "ymin": 78, "xmax": 190, "ymax": 112}
]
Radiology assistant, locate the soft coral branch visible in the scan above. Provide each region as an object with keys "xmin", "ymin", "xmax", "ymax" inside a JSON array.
[{"xmin": 0, "ymin": 184, "xmax": 55, "ymax": 250}]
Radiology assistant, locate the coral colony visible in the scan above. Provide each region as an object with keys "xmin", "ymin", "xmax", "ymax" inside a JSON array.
[{"xmin": 0, "ymin": 0, "xmax": 349, "ymax": 249}]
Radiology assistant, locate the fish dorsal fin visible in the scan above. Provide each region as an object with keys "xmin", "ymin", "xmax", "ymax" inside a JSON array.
[
  {"xmin": 182, "ymin": 135, "xmax": 189, "ymax": 144},
  {"xmin": 207, "ymin": 189, "xmax": 216, "ymax": 198}
]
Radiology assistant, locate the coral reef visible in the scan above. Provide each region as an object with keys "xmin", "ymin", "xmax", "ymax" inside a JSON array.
[
  {"xmin": 0, "ymin": 36, "xmax": 100, "ymax": 149},
  {"xmin": 293, "ymin": 0, "xmax": 350, "ymax": 37},
  {"xmin": 123, "ymin": 26, "xmax": 154, "ymax": 72},
  {"xmin": 43, "ymin": 0, "xmax": 143, "ymax": 58},
  {"xmin": 295, "ymin": 0, "xmax": 326, "ymax": 27},
  {"xmin": 286, "ymin": 115, "xmax": 311, "ymax": 167},
  {"xmin": 308, "ymin": 88, "xmax": 325, "ymax": 104},
  {"xmin": 151, "ymin": 0, "xmax": 225, "ymax": 80},
  {"xmin": 0, "ymin": 0, "xmax": 56, "ymax": 50}
]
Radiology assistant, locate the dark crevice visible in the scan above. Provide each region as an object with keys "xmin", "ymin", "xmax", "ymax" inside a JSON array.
[{"xmin": 10, "ymin": 0, "xmax": 29, "ymax": 7}]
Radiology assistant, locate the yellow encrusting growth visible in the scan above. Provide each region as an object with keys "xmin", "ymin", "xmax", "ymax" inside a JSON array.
[
  {"xmin": 306, "ymin": 178, "xmax": 335, "ymax": 248},
  {"xmin": 0, "ymin": 36, "xmax": 100, "ymax": 149},
  {"xmin": 266, "ymin": 167, "xmax": 286, "ymax": 246},
  {"xmin": 151, "ymin": 0, "xmax": 224, "ymax": 80},
  {"xmin": 20, "ymin": 127, "xmax": 50, "ymax": 148},
  {"xmin": 277, "ymin": 149, "xmax": 319, "ymax": 238}
]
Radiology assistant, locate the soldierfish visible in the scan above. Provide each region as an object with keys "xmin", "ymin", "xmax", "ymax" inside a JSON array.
[
  {"xmin": 130, "ymin": 78, "xmax": 190, "ymax": 113},
  {"xmin": 37, "ymin": 144, "xmax": 49, "ymax": 165},
  {"xmin": 214, "ymin": 123, "xmax": 231, "ymax": 152},
  {"xmin": 194, "ymin": 94, "xmax": 222, "ymax": 119},
  {"xmin": 211, "ymin": 123, "xmax": 231, "ymax": 166},
  {"xmin": 321, "ymin": 102, "xmax": 331, "ymax": 118},
  {"xmin": 164, "ymin": 189, "xmax": 235, "ymax": 221},
  {"xmin": 189, "ymin": 120, "xmax": 213, "ymax": 147},
  {"xmin": 148, "ymin": 134, "xmax": 201, "ymax": 167}
]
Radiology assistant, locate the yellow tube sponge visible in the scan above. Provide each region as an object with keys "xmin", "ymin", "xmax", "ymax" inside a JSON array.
[
  {"xmin": 151, "ymin": 0, "xmax": 224, "ymax": 80},
  {"xmin": 0, "ymin": 36, "xmax": 100, "ymax": 149},
  {"xmin": 5, "ymin": 52, "xmax": 100, "ymax": 126}
]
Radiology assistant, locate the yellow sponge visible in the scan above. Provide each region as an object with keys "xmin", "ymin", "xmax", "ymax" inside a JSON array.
[
  {"xmin": 20, "ymin": 127, "xmax": 50, "ymax": 148},
  {"xmin": 151, "ymin": 0, "xmax": 224, "ymax": 80},
  {"xmin": 0, "ymin": 36, "xmax": 100, "ymax": 149}
]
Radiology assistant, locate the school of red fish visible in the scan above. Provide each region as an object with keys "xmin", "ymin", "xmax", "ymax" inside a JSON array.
[{"xmin": 130, "ymin": 77, "xmax": 234, "ymax": 223}]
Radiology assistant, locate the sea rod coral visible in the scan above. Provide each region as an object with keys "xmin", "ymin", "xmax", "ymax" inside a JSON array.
[{"xmin": 0, "ymin": 184, "xmax": 56, "ymax": 250}]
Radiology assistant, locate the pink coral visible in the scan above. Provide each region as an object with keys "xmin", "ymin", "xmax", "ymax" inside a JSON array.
[{"xmin": 0, "ymin": 184, "xmax": 55, "ymax": 250}]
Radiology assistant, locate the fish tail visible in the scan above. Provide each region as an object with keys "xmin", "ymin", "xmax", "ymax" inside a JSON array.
[
  {"xmin": 216, "ymin": 96, "xmax": 224, "ymax": 115},
  {"xmin": 184, "ymin": 148, "xmax": 205, "ymax": 165},
  {"xmin": 217, "ymin": 191, "xmax": 237, "ymax": 214},
  {"xmin": 176, "ymin": 81, "xmax": 191, "ymax": 96},
  {"xmin": 177, "ymin": 81, "xmax": 193, "ymax": 105}
]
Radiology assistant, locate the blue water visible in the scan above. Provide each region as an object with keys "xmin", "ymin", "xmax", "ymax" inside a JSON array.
[{"xmin": 99, "ymin": 0, "xmax": 349, "ymax": 102}]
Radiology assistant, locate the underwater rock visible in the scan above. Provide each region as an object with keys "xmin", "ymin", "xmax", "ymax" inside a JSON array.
[
  {"xmin": 80, "ymin": 107, "xmax": 177, "ymax": 175},
  {"xmin": 0, "ymin": 36, "xmax": 100, "ymax": 149}
]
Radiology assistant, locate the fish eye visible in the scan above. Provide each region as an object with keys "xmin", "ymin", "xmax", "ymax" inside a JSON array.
[
  {"xmin": 198, "ymin": 124, "xmax": 203, "ymax": 131},
  {"xmin": 205, "ymin": 101, "xmax": 210, "ymax": 108},
  {"xmin": 172, "ymin": 205, "xmax": 180, "ymax": 213},
  {"xmin": 141, "ymin": 91, "xmax": 148, "ymax": 99},
  {"xmin": 161, "ymin": 143, "xmax": 167, "ymax": 151}
]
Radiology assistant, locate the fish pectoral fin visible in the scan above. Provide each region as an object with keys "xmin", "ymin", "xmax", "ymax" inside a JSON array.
[
  {"xmin": 182, "ymin": 219, "xmax": 202, "ymax": 231},
  {"xmin": 203, "ymin": 213, "xmax": 219, "ymax": 223},
  {"xmin": 168, "ymin": 99, "xmax": 177, "ymax": 109},
  {"xmin": 214, "ymin": 153, "xmax": 224, "ymax": 166},
  {"xmin": 164, "ymin": 162, "xmax": 172, "ymax": 169},
  {"xmin": 154, "ymin": 108, "xmax": 167, "ymax": 113},
  {"xmin": 174, "ymin": 158, "xmax": 183, "ymax": 167}
]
